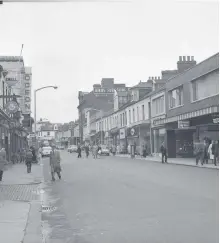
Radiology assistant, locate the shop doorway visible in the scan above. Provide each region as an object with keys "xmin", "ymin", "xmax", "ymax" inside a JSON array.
[{"xmin": 167, "ymin": 130, "xmax": 176, "ymax": 158}]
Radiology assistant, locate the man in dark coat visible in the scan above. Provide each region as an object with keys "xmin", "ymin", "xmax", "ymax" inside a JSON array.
[
  {"xmin": 77, "ymin": 145, "xmax": 82, "ymax": 158},
  {"xmin": 160, "ymin": 142, "xmax": 168, "ymax": 163},
  {"xmin": 26, "ymin": 149, "xmax": 33, "ymax": 173}
]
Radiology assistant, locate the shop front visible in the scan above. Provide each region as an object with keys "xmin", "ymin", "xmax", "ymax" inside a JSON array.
[
  {"xmin": 151, "ymin": 115, "xmax": 166, "ymax": 156},
  {"xmin": 127, "ymin": 126, "xmax": 139, "ymax": 154},
  {"xmin": 110, "ymin": 127, "xmax": 119, "ymax": 147},
  {"xmin": 166, "ymin": 110, "xmax": 219, "ymax": 158},
  {"xmin": 119, "ymin": 127, "xmax": 127, "ymax": 154}
]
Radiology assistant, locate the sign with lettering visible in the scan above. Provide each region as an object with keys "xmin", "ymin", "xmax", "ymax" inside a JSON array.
[
  {"xmin": 23, "ymin": 73, "xmax": 32, "ymax": 114},
  {"xmin": 4, "ymin": 70, "xmax": 20, "ymax": 86},
  {"xmin": 178, "ymin": 120, "xmax": 190, "ymax": 128},
  {"xmin": 5, "ymin": 101, "xmax": 19, "ymax": 114},
  {"xmin": 119, "ymin": 128, "xmax": 126, "ymax": 139}
]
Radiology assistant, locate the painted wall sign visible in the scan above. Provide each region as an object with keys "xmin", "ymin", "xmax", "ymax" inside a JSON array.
[
  {"xmin": 23, "ymin": 72, "xmax": 32, "ymax": 114},
  {"xmin": 178, "ymin": 120, "xmax": 190, "ymax": 128}
]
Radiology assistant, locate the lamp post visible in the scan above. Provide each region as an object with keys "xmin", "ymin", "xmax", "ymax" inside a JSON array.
[{"xmin": 34, "ymin": 86, "xmax": 58, "ymax": 135}]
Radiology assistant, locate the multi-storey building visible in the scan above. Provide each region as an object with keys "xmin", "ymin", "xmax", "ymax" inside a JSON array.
[
  {"xmin": 88, "ymin": 54, "xmax": 219, "ymax": 158},
  {"xmin": 154, "ymin": 53, "xmax": 219, "ymax": 158},
  {"xmin": 78, "ymin": 78, "xmax": 129, "ymax": 142}
]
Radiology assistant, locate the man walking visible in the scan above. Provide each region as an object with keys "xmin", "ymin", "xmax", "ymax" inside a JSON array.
[
  {"xmin": 0, "ymin": 148, "xmax": 7, "ymax": 181},
  {"xmin": 50, "ymin": 145, "xmax": 62, "ymax": 181},
  {"xmin": 160, "ymin": 142, "xmax": 168, "ymax": 163},
  {"xmin": 77, "ymin": 145, "xmax": 82, "ymax": 158},
  {"xmin": 85, "ymin": 144, "xmax": 89, "ymax": 158},
  {"xmin": 194, "ymin": 139, "xmax": 204, "ymax": 165},
  {"xmin": 25, "ymin": 149, "xmax": 33, "ymax": 173}
]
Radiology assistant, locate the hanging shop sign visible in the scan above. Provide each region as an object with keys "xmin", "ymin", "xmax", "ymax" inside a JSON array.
[
  {"xmin": 5, "ymin": 101, "xmax": 19, "ymax": 114},
  {"xmin": 4, "ymin": 69, "xmax": 20, "ymax": 87},
  {"xmin": 119, "ymin": 128, "xmax": 126, "ymax": 139},
  {"xmin": 178, "ymin": 120, "xmax": 190, "ymax": 129},
  {"xmin": 213, "ymin": 118, "xmax": 219, "ymax": 124}
]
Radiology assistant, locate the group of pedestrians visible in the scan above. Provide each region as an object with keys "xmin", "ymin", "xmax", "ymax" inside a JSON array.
[
  {"xmin": 195, "ymin": 139, "xmax": 219, "ymax": 166},
  {"xmin": 76, "ymin": 143, "xmax": 102, "ymax": 159}
]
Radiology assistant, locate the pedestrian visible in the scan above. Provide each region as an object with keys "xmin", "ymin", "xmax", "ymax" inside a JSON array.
[
  {"xmin": 160, "ymin": 142, "xmax": 168, "ymax": 163},
  {"xmin": 208, "ymin": 140, "xmax": 215, "ymax": 164},
  {"xmin": 25, "ymin": 149, "xmax": 33, "ymax": 173},
  {"xmin": 203, "ymin": 140, "xmax": 209, "ymax": 164},
  {"xmin": 50, "ymin": 145, "xmax": 62, "ymax": 181},
  {"xmin": 214, "ymin": 140, "xmax": 219, "ymax": 166},
  {"xmin": 85, "ymin": 144, "xmax": 89, "ymax": 158},
  {"xmin": 31, "ymin": 146, "xmax": 37, "ymax": 163},
  {"xmin": 20, "ymin": 148, "xmax": 26, "ymax": 163},
  {"xmin": 112, "ymin": 145, "xmax": 116, "ymax": 156},
  {"xmin": 194, "ymin": 139, "xmax": 204, "ymax": 165},
  {"xmin": 77, "ymin": 145, "xmax": 82, "ymax": 158},
  {"xmin": 0, "ymin": 148, "xmax": 7, "ymax": 181},
  {"xmin": 38, "ymin": 146, "xmax": 42, "ymax": 161},
  {"xmin": 143, "ymin": 145, "xmax": 147, "ymax": 158},
  {"xmin": 93, "ymin": 144, "xmax": 98, "ymax": 159}
]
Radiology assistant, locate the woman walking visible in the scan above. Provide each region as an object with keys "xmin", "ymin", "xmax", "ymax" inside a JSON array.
[{"xmin": 50, "ymin": 145, "xmax": 62, "ymax": 181}]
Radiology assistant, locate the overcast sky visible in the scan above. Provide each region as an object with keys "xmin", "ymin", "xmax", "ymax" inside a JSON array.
[{"xmin": 0, "ymin": 0, "xmax": 218, "ymax": 123}]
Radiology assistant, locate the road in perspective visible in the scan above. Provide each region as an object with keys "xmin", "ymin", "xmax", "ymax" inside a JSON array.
[{"xmin": 40, "ymin": 151, "xmax": 218, "ymax": 243}]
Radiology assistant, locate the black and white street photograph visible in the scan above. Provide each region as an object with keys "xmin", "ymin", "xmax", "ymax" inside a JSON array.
[{"xmin": 0, "ymin": 0, "xmax": 219, "ymax": 242}]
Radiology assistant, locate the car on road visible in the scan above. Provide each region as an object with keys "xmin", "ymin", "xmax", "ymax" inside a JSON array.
[
  {"xmin": 68, "ymin": 145, "xmax": 78, "ymax": 153},
  {"xmin": 100, "ymin": 145, "xmax": 110, "ymax": 156},
  {"xmin": 57, "ymin": 145, "xmax": 65, "ymax": 150},
  {"xmin": 42, "ymin": 146, "xmax": 52, "ymax": 157}
]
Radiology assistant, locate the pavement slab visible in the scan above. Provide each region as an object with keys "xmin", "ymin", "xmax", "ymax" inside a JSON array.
[{"xmin": 0, "ymin": 200, "xmax": 30, "ymax": 243}]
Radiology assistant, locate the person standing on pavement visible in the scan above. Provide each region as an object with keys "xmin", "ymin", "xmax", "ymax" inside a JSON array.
[
  {"xmin": 25, "ymin": 149, "xmax": 33, "ymax": 173},
  {"xmin": 20, "ymin": 148, "xmax": 26, "ymax": 163},
  {"xmin": 112, "ymin": 145, "xmax": 116, "ymax": 156},
  {"xmin": 194, "ymin": 139, "xmax": 204, "ymax": 165},
  {"xmin": 77, "ymin": 144, "xmax": 82, "ymax": 158},
  {"xmin": 85, "ymin": 144, "xmax": 89, "ymax": 158},
  {"xmin": 0, "ymin": 148, "xmax": 7, "ymax": 181},
  {"xmin": 208, "ymin": 140, "xmax": 215, "ymax": 164},
  {"xmin": 50, "ymin": 145, "xmax": 62, "ymax": 181},
  {"xmin": 214, "ymin": 140, "xmax": 219, "ymax": 166},
  {"xmin": 203, "ymin": 140, "xmax": 209, "ymax": 164},
  {"xmin": 160, "ymin": 142, "xmax": 168, "ymax": 163}
]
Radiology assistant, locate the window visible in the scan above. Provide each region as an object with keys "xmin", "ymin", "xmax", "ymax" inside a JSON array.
[
  {"xmin": 168, "ymin": 86, "xmax": 183, "ymax": 108},
  {"xmin": 142, "ymin": 105, "xmax": 145, "ymax": 120},
  {"xmin": 120, "ymin": 114, "xmax": 122, "ymax": 127},
  {"xmin": 191, "ymin": 71, "xmax": 219, "ymax": 101},
  {"xmin": 125, "ymin": 111, "xmax": 127, "ymax": 125},
  {"xmin": 133, "ymin": 108, "xmax": 135, "ymax": 122},
  {"xmin": 152, "ymin": 96, "xmax": 165, "ymax": 116},
  {"xmin": 47, "ymin": 132, "xmax": 50, "ymax": 136},
  {"xmin": 122, "ymin": 113, "xmax": 125, "ymax": 126},
  {"xmin": 137, "ymin": 106, "xmax": 139, "ymax": 121},
  {"xmin": 129, "ymin": 110, "xmax": 131, "ymax": 124}
]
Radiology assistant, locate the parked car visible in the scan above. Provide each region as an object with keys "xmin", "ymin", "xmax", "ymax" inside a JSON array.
[
  {"xmin": 101, "ymin": 145, "xmax": 110, "ymax": 156},
  {"xmin": 57, "ymin": 145, "xmax": 65, "ymax": 150},
  {"xmin": 67, "ymin": 146, "xmax": 72, "ymax": 152},
  {"xmin": 69, "ymin": 145, "xmax": 78, "ymax": 153},
  {"xmin": 42, "ymin": 146, "xmax": 52, "ymax": 157}
]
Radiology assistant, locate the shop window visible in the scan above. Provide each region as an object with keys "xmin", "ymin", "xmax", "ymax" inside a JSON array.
[
  {"xmin": 191, "ymin": 70, "xmax": 219, "ymax": 101},
  {"xmin": 168, "ymin": 86, "xmax": 183, "ymax": 109}
]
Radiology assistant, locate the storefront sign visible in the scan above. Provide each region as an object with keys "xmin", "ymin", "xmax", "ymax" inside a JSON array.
[
  {"xmin": 178, "ymin": 120, "xmax": 190, "ymax": 128},
  {"xmin": 4, "ymin": 70, "xmax": 20, "ymax": 86},
  {"xmin": 119, "ymin": 128, "xmax": 126, "ymax": 139},
  {"xmin": 213, "ymin": 118, "xmax": 219, "ymax": 123}
]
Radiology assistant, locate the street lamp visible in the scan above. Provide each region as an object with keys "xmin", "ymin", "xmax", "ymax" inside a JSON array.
[{"xmin": 34, "ymin": 86, "xmax": 58, "ymax": 135}]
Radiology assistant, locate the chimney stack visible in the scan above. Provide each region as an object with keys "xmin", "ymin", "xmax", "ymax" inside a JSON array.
[
  {"xmin": 183, "ymin": 56, "xmax": 186, "ymax": 61},
  {"xmin": 191, "ymin": 56, "xmax": 194, "ymax": 61},
  {"xmin": 187, "ymin": 56, "xmax": 190, "ymax": 61},
  {"xmin": 177, "ymin": 55, "xmax": 197, "ymax": 72},
  {"xmin": 179, "ymin": 56, "xmax": 182, "ymax": 61}
]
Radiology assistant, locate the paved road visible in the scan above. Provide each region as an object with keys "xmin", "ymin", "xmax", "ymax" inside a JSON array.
[{"xmin": 41, "ymin": 151, "xmax": 218, "ymax": 243}]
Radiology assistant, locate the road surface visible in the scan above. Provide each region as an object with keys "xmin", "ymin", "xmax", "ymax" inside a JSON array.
[{"xmin": 41, "ymin": 151, "xmax": 218, "ymax": 243}]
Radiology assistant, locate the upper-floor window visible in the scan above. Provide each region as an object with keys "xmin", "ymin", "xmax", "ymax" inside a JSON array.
[
  {"xmin": 191, "ymin": 70, "xmax": 219, "ymax": 102},
  {"xmin": 142, "ymin": 104, "xmax": 145, "ymax": 120},
  {"xmin": 133, "ymin": 108, "xmax": 135, "ymax": 123},
  {"xmin": 129, "ymin": 110, "xmax": 131, "ymax": 124},
  {"xmin": 120, "ymin": 114, "xmax": 122, "ymax": 127},
  {"xmin": 125, "ymin": 111, "xmax": 127, "ymax": 125},
  {"xmin": 47, "ymin": 132, "xmax": 50, "ymax": 136},
  {"xmin": 152, "ymin": 96, "xmax": 165, "ymax": 116},
  {"xmin": 137, "ymin": 106, "xmax": 139, "ymax": 121},
  {"xmin": 168, "ymin": 86, "xmax": 183, "ymax": 109}
]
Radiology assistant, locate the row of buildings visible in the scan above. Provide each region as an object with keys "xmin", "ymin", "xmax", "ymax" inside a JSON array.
[
  {"xmin": 0, "ymin": 56, "xmax": 33, "ymax": 160},
  {"xmin": 77, "ymin": 53, "xmax": 219, "ymax": 158}
]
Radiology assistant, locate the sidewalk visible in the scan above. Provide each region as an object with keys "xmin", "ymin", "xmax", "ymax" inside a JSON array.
[
  {"xmin": 0, "ymin": 162, "xmax": 43, "ymax": 243},
  {"xmin": 116, "ymin": 154, "xmax": 219, "ymax": 169}
]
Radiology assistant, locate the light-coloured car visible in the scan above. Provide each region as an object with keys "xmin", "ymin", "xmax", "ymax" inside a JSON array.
[
  {"xmin": 42, "ymin": 146, "xmax": 52, "ymax": 157},
  {"xmin": 101, "ymin": 146, "xmax": 110, "ymax": 156},
  {"xmin": 69, "ymin": 145, "xmax": 77, "ymax": 153}
]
